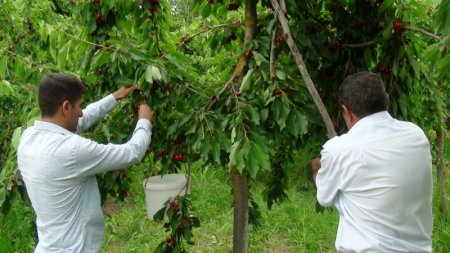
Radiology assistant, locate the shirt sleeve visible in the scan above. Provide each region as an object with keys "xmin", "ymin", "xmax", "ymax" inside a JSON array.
[
  {"xmin": 76, "ymin": 94, "xmax": 119, "ymax": 133},
  {"xmin": 316, "ymin": 148, "xmax": 341, "ymax": 207},
  {"xmin": 73, "ymin": 119, "xmax": 152, "ymax": 177}
]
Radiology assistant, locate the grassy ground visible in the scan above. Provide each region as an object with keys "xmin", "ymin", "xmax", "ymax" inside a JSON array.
[
  {"xmin": 100, "ymin": 161, "xmax": 450, "ymax": 253},
  {"xmin": 1, "ymin": 140, "xmax": 449, "ymax": 253},
  {"xmin": 101, "ymin": 165, "xmax": 339, "ymax": 253}
]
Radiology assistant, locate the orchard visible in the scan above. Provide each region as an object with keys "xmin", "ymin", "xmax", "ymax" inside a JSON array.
[{"xmin": 0, "ymin": 0, "xmax": 449, "ymax": 252}]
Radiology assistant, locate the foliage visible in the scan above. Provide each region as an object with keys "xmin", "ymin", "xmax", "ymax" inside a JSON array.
[
  {"xmin": 0, "ymin": 0, "xmax": 448, "ymax": 252},
  {"xmin": 153, "ymin": 195, "xmax": 200, "ymax": 253}
]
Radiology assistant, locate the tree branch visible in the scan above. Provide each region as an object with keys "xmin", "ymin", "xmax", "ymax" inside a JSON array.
[
  {"xmin": 408, "ymin": 27, "xmax": 442, "ymax": 41},
  {"xmin": 342, "ymin": 40, "xmax": 376, "ymax": 49},
  {"xmin": 270, "ymin": 26, "xmax": 278, "ymax": 82},
  {"xmin": 270, "ymin": 0, "xmax": 336, "ymax": 138},
  {"xmin": 182, "ymin": 24, "xmax": 229, "ymax": 43}
]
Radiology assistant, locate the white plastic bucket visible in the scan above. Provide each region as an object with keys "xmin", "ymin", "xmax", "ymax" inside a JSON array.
[{"xmin": 143, "ymin": 174, "xmax": 190, "ymax": 220}]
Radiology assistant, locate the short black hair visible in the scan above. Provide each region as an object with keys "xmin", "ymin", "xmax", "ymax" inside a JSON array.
[
  {"xmin": 38, "ymin": 73, "xmax": 87, "ymax": 117},
  {"xmin": 338, "ymin": 72, "xmax": 388, "ymax": 118}
]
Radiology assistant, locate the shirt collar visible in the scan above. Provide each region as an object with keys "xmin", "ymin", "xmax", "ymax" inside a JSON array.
[
  {"xmin": 33, "ymin": 120, "xmax": 73, "ymax": 136},
  {"xmin": 348, "ymin": 111, "xmax": 393, "ymax": 134}
]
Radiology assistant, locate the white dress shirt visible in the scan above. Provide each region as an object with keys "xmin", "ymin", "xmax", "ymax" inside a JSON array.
[
  {"xmin": 18, "ymin": 94, "xmax": 152, "ymax": 253},
  {"xmin": 316, "ymin": 111, "xmax": 433, "ymax": 253}
]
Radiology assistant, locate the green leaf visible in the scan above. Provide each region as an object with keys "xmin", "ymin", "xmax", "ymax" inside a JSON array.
[
  {"xmin": 153, "ymin": 205, "xmax": 166, "ymax": 221},
  {"xmin": 423, "ymin": 43, "xmax": 440, "ymax": 62},
  {"xmin": 275, "ymin": 70, "xmax": 287, "ymax": 80},
  {"xmin": 363, "ymin": 48, "xmax": 372, "ymax": 67},
  {"xmin": 57, "ymin": 41, "xmax": 72, "ymax": 69},
  {"xmin": 236, "ymin": 141, "xmax": 249, "ymax": 173},
  {"xmin": 145, "ymin": 65, "xmax": 153, "ymax": 84},
  {"xmin": 229, "ymin": 140, "xmax": 241, "ymax": 169},
  {"xmin": 90, "ymin": 51, "xmax": 110, "ymax": 69},
  {"xmin": 231, "ymin": 127, "xmax": 236, "ymax": 142},
  {"xmin": 11, "ymin": 127, "xmax": 22, "ymax": 152},
  {"xmin": 202, "ymin": 3, "xmax": 211, "ymax": 18},
  {"xmin": 297, "ymin": 33, "xmax": 312, "ymax": 47},
  {"xmin": 260, "ymin": 108, "xmax": 269, "ymax": 121},
  {"xmin": 296, "ymin": 110, "xmax": 308, "ymax": 135},
  {"xmin": 436, "ymin": 55, "xmax": 450, "ymax": 78},
  {"xmin": 378, "ymin": 0, "xmax": 394, "ymax": 14},
  {"xmin": 0, "ymin": 56, "xmax": 8, "ymax": 79},
  {"xmin": 410, "ymin": 59, "xmax": 421, "ymax": 78},
  {"xmin": 286, "ymin": 110, "xmax": 299, "ymax": 137},
  {"xmin": 273, "ymin": 99, "xmax": 290, "ymax": 130},
  {"xmin": 382, "ymin": 20, "xmax": 394, "ymax": 40},
  {"xmin": 240, "ymin": 69, "xmax": 254, "ymax": 93},
  {"xmin": 151, "ymin": 65, "xmax": 162, "ymax": 81},
  {"xmin": 435, "ymin": 0, "xmax": 450, "ymax": 33},
  {"xmin": 212, "ymin": 141, "xmax": 220, "ymax": 164},
  {"xmin": 128, "ymin": 48, "xmax": 146, "ymax": 61},
  {"xmin": 0, "ymin": 80, "xmax": 13, "ymax": 97},
  {"xmin": 248, "ymin": 107, "xmax": 260, "ymax": 125},
  {"xmin": 39, "ymin": 21, "xmax": 49, "ymax": 41},
  {"xmin": 252, "ymin": 51, "xmax": 266, "ymax": 66},
  {"xmin": 247, "ymin": 143, "xmax": 270, "ymax": 178},
  {"xmin": 49, "ymin": 28, "xmax": 58, "ymax": 61},
  {"xmin": 0, "ymin": 188, "xmax": 6, "ymax": 210}
]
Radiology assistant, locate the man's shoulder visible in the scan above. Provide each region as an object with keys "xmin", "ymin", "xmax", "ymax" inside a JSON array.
[{"xmin": 322, "ymin": 134, "xmax": 353, "ymax": 153}]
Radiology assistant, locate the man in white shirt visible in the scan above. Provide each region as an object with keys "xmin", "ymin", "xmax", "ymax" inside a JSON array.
[
  {"xmin": 309, "ymin": 72, "xmax": 433, "ymax": 252},
  {"xmin": 17, "ymin": 73, "xmax": 155, "ymax": 253}
]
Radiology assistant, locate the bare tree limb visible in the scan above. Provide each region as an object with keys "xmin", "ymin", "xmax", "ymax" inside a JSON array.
[
  {"xmin": 270, "ymin": 0, "xmax": 336, "ymax": 138},
  {"xmin": 342, "ymin": 40, "xmax": 376, "ymax": 49},
  {"xmin": 270, "ymin": 26, "xmax": 278, "ymax": 82},
  {"xmin": 408, "ymin": 27, "xmax": 442, "ymax": 41},
  {"xmin": 182, "ymin": 24, "xmax": 229, "ymax": 43}
]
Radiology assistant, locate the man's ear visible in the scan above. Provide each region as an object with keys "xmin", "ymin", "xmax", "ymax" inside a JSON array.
[{"xmin": 61, "ymin": 100, "xmax": 71, "ymax": 116}]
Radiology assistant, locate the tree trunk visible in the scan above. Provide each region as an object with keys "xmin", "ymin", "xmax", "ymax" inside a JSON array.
[
  {"xmin": 436, "ymin": 130, "xmax": 448, "ymax": 214},
  {"xmin": 231, "ymin": 168, "xmax": 249, "ymax": 253}
]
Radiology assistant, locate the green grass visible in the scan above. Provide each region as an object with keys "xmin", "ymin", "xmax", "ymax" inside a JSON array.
[
  {"xmin": 1, "ymin": 138, "xmax": 449, "ymax": 253},
  {"xmin": 101, "ymin": 166, "xmax": 339, "ymax": 253}
]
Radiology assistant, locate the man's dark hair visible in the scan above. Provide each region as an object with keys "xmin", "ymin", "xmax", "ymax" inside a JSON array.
[
  {"xmin": 38, "ymin": 73, "xmax": 87, "ymax": 117},
  {"xmin": 338, "ymin": 72, "xmax": 388, "ymax": 118}
]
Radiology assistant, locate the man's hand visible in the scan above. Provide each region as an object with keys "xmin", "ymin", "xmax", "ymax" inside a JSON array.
[
  {"xmin": 113, "ymin": 86, "xmax": 137, "ymax": 100},
  {"xmin": 308, "ymin": 157, "xmax": 321, "ymax": 187},
  {"xmin": 138, "ymin": 104, "xmax": 155, "ymax": 122}
]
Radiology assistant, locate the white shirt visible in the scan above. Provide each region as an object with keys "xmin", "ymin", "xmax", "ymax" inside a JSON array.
[
  {"xmin": 17, "ymin": 94, "xmax": 152, "ymax": 253},
  {"xmin": 316, "ymin": 111, "xmax": 433, "ymax": 253}
]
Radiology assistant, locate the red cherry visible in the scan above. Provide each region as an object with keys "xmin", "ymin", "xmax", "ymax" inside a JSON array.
[
  {"xmin": 273, "ymin": 89, "xmax": 282, "ymax": 96},
  {"xmin": 95, "ymin": 13, "xmax": 105, "ymax": 24},
  {"xmin": 244, "ymin": 50, "xmax": 253, "ymax": 58},
  {"xmin": 166, "ymin": 237, "xmax": 174, "ymax": 247},
  {"xmin": 399, "ymin": 58, "xmax": 405, "ymax": 68},
  {"xmin": 276, "ymin": 36, "xmax": 285, "ymax": 43},
  {"xmin": 176, "ymin": 224, "xmax": 185, "ymax": 234},
  {"xmin": 171, "ymin": 200, "xmax": 180, "ymax": 213},
  {"xmin": 92, "ymin": 0, "xmax": 100, "ymax": 8},
  {"xmin": 393, "ymin": 19, "xmax": 405, "ymax": 34},
  {"xmin": 167, "ymin": 83, "xmax": 174, "ymax": 90},
  {"xmin": 156, "ymin": 150, "xmax": 165, "ymax": 157},
  {"xmin": 227, "ymin": 3, "xmax": 240, "ymax": 11}
]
